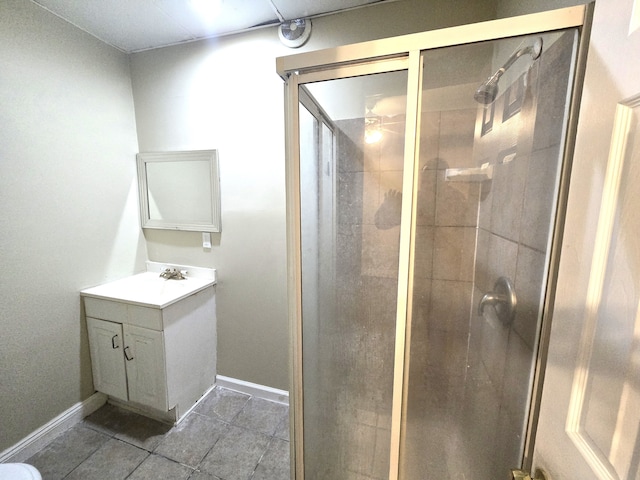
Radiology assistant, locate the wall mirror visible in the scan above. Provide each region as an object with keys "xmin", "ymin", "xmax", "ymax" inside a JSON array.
[{"xmin": 137, "ymin": 150, "xmax": 221, "ymax": 232}]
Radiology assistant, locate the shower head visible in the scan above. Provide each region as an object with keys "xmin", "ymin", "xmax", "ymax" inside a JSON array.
[
  {"xmin": 474, "ymin": 37, "xmax": 543, "ymax": 105},
  {"xmin": 473, "ymin": 75, "xmax": 501, "ymax": 105}
]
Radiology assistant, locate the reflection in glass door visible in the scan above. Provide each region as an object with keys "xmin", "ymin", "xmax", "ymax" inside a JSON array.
[{"xmin": 284, "ymin": 7, "xmax": 587, "ymax": 480}]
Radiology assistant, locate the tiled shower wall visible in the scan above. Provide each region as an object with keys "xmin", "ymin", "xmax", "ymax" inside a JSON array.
[
  {"xmin": 402, "ymin": 106, "xmax": 480, "ymax": 479},
  {"xmin": 466, "ymin": 30, "xmax": 577, "ymax": 477}
]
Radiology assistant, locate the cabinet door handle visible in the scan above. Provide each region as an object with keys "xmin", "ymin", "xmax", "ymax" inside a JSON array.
[
  {"xmin": 111, "ymin": 335, "xmax": 119, "ymax": 349},
  {"xmin": 124, "ymin": 346, "xmax": 134, "ymax": 361}
]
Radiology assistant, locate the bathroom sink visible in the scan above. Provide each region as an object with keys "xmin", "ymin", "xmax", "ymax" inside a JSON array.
[
  {"xmin": 81, "ymin": 262, "xmax": 216, "ymax": 308},
  {"xmin": 81, "ymin": 260, "xmax": 217, "ymax": 422}
]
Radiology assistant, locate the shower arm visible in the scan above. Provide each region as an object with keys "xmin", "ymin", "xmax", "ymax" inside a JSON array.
[{"xmin": 484, "ymin": 38, "xmax": 543, "ymax": 86}]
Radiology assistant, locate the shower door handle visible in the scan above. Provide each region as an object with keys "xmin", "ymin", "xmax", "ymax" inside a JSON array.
[{"xmin": 478, "ymin": 276, "xmax": 516, "ymax": 325}]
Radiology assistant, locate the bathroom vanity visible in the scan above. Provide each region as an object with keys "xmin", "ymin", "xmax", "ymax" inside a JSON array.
[{"xmin": 81, "ymin": 262, "xmax": 217, "ymax": 423}]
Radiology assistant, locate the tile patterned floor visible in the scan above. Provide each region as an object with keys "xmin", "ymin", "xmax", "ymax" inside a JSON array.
[{"xmin": 27, "ymin": 386, "xmax": 290, "ymax": 480}]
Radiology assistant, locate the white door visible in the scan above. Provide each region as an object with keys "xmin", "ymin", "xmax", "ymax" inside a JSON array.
[
  {"xmin": 123, "ymin": 324, "xmax": 168, "ymax": 412},
  {"xmin": 533, "ymin": 0, "xmax": 640, "ymax": 478},
  {"xmin": 86, "ymin": 317, "xmax": 128, "ymax": 401}
]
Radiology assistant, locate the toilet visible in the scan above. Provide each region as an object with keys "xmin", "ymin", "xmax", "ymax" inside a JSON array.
[{"xmin": 0, "ymin": 463, "xmax": 42, "ymax": 480}]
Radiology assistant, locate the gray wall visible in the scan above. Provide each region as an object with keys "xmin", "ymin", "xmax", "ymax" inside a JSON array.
[{"xmin": 0, "ymin": 0, "xmax": 145, "ymax": 452}]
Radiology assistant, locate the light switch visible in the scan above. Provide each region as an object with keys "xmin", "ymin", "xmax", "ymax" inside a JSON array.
[{"xmin": 202, "ymin": 232, "xmax": 212, "ymax": 249}]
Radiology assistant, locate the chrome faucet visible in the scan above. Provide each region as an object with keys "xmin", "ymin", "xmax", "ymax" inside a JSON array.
[{"xmin": 159, "ymin": 267, "xmax": 187, "ymax": 280}]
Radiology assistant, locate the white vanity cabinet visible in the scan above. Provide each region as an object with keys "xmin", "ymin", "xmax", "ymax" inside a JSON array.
[
  {"xmin": 81, "ymin": 264, "xmax": 217, "ymax": 423},
  {"xmin": 86, "ymin": 317, "xmax": 167, "ymax": 411}
]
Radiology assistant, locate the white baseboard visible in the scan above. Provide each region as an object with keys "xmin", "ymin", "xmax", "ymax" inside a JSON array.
[
  {"xmin": 0, "ymin": 392, "xmax": 107, "ymax": 464},
  {"xmin": 216, "ymin": 375, "xmax": 289, "ymax": 405}
]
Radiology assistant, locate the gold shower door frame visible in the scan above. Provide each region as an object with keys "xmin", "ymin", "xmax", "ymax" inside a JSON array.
[{"xmin": 278, "ymin": 5, "xmax": 590, "ymax": 479}]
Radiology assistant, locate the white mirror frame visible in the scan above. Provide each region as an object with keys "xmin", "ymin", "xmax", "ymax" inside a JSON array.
[{"xmin": 136, "ymin": 150, "xmax": 221, "ymax": 232}]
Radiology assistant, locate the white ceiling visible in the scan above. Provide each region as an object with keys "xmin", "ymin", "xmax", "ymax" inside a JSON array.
[{"xmin": 31, "ymin": 0, "xmax": 395, "ymax": 53}]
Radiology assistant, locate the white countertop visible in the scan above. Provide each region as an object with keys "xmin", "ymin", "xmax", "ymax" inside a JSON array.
[{"xmin": 81, "ymin": 263, "xmax": 217, "ymax": 308}]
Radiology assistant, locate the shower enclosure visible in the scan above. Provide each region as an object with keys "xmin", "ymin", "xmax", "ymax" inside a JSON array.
[{"xmin": 278, "ymin": 6, "xmax": 591, "ymax": 479}]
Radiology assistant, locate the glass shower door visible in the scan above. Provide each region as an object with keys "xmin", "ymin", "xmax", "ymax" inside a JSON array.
[
  {"xmin": 401, "ymin": 30, "xmax": 579, "ymax": 479},
  {"xmin": 299, "ymin": 69, "xmax": 409, "ymax": 479},
  {"xmin": 284, "ymin": 7, "xmax": 588, "ymax": 480}
]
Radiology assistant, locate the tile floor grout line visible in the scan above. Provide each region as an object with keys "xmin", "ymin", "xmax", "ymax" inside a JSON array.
[
  {"xmin": 248, "ymin": 434, "xmax": 279, "ymax": 480},
  {"xmin": 190, "ymin": 406, "xmax": 288, "ymax": 439},
  {"xmin": 58, "ymin": 429, "xmax": 114, "ymax": 480},
  {"xmin": 62, "ymin": 437, "xmax": 149, "ymax": 480},
  {"xmin": 184, "ymin": 416, "xmax": 233, "ymax": 477},
  {"xmin": 148, "ymin": 450, "xmax": 199, "ymax": 472},
  {"xmin": 228, "ymin": 394, "xmax": 253, "ymax": 424},
  {"xmin": 122, "ymin": 451, "xmax": 151, "ymax": 480}
]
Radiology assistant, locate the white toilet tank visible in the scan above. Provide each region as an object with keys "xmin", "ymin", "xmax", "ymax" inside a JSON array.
[{"xmin": 0, "ymin": 463, "xmax": 42, "ymax": 480}]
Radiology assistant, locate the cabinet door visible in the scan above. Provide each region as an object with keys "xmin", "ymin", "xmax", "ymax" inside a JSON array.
[
  {"xmin": 86, "ymin": 317, "xmax": 128, "ymax": 401},
  {"xmin": 123, "ymin": 324, "xmax": 168, "ymax": 412}
]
